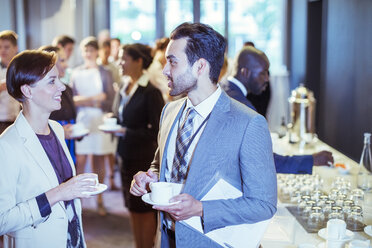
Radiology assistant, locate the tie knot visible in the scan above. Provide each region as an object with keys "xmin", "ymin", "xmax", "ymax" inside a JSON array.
[{"xmin": 185, "ymin": 107, "xmax": 196, "ymax": 119}]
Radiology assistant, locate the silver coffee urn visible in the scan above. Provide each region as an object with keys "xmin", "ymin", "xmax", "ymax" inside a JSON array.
[{"xmin": 288, "ymin": 84, "xmax": 316, "ymax": 144}]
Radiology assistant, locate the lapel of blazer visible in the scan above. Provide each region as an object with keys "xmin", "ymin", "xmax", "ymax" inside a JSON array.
[
  {"xmin": 15, "ymin": 112, "xmax": 66, "ymax": 210},
  {"xmin": 183, "ymin": 91, "xmax": 232, "ymax": 198},
  {"xmin": 159, "ymin": 99, "xmax": 186, "ymax": 181},
  {"xmin": 122, "ymin": 85, "xmax": 145, "ymax": 119}
]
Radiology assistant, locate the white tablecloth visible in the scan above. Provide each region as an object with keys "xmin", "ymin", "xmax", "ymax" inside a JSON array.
[{"xmin": 261, "ymin": 135, "xmax": 372, "ymax": 247}]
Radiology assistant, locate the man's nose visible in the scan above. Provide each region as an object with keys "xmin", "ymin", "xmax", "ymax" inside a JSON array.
[{"xmin": 163, "ymin": 63, "xmax": 170, "ymax": 77}]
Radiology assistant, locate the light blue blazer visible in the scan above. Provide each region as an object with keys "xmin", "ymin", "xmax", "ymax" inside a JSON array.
[
  {"xmin": 151, "ymin": 91, "xmax": 277, "ymax": 248},
  {"xmin": 0, "ymin": 112, "xmax": 85, "ymax": 248}
]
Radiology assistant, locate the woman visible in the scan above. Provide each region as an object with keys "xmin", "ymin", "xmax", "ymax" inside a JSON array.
[
  {"xmin": 0, "ymin": 50, "xmax": 97, "ymax": 248},
  {"xmin": 70, "ymin": 37, "xmax": 115, "ymax": 216},
  {"xmin": 112, "ymin": 43, "xmax": 164, "ymax": 248},
  {"xmin": 39, "ymin": 45, "xmax": 78, "ymax": 161}
]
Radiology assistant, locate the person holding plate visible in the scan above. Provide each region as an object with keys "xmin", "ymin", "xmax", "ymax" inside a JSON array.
[
  {"xmin": 0, "ymin": 50, "xmax": 97, "ymax": 248},
  {"xmin": 107, "ymin": 43, "xmax": 164, "ymax": 248}
]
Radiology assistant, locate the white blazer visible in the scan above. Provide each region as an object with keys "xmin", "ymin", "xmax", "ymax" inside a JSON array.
[{"xmin": 0, "ymin": 112, "xmax": 85, "ymax": 248}]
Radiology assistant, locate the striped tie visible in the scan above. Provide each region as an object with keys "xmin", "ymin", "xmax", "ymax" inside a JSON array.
[{"xmin": 171, "ymin": 107, "xmax": 196, "ymax": 183}]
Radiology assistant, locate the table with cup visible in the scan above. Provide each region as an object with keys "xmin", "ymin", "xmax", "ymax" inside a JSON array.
[{"xmin": 260, "ymin": 134, "xmax": 372, "ymax": 247}]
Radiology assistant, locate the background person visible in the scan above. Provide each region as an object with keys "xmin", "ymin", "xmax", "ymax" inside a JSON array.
[
  {"xmin": 39, "ymin": 45, "xmax": 79, "ymax": 162},
  {"xmin": 0, "ymin": 30, "xmax": 20, "ymax": 134},
  {"xmin": 221, "ymin": 46, "xmax": 333, "ymax": 174},
  {"xmin": 0, "ymin": 50, "xmax": 97, "ymax": 248},
  {"xmin": 108, "ymin": 43, "xmax": 164, "ymax": 248},
  {"xmin": 70, "ymin": 36, "xmax": 115, "ymax": 216}
]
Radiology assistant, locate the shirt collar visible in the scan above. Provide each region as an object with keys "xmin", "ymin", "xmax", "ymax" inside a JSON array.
[
  {"xmin": 185, "ymin": 86, "xmax": 222, "ymax": 119},
  {"xmin": 228, "ymin": 76, "xmax": 247, "ymax": 96},
  {"xmin": 137, "ymin": 73, "xmax": 149, "ymax": 87}
]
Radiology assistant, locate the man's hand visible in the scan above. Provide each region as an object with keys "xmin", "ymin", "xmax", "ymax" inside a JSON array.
[
  {"xmin": 153, "ymin": 193, "xmax": 203, "ymax": 221},
  {"xmin": 130, "ymin": 169, "xmax": 158, "ymax": 196},
  {"xmin": 313, "ymin": 150, "xmax": 334, "ymax": 166}
]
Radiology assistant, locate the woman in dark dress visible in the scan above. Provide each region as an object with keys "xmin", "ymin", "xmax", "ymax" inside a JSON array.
[{"xmin": 109, "ymin": 43, "xmax": 164, "ymax": 248}]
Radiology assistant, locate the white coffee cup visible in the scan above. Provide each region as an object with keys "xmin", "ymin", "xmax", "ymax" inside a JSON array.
[
  {"xmin": 149, "ymin": 182, "xmax": 174, "ymax": 204},
  {"xmin": 349, "ymin": 240, "xmax": 370, "ymax": 248},
  {"xmin": 83, "ymin": 173, "xmax": 99, "ymax": 187},
  {"xmin": 72, "ymin": 123, "xmax": 85, "ymax": 135},
  {"xmin": 327, "ymin": 219, "xmax": 346, "ymax": 240},
  {"xmin": 104, "ymin": 117, "xmax": 117, "ymax": 127}
]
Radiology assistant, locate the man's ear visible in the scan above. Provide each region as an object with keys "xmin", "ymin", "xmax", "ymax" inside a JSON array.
[
  {"xmin": 240, "ymin": 67, "xmax": 251, "ymax": 79},
  {"xmin": 194, "ymin": 58, "xmax": 208, "ymax": 76},
  {"xmin": 20, "ymin": 84, "xmax": 32, "ymax": 100}
]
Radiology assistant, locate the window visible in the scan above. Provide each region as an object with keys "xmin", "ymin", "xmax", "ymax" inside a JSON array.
[
  {"xmin": 110, "ymin": 0, "xmax": 285, "ymax": 70},
  {"xmin": 228, "ymin": 0, "xmax": 284, "ymax": 71},
  {"xmin": 110, "ymin": 0, "xmax": 156, "ymax": 44},
  {"xmin": 200, "ymin": 0, "xmax": 225, "ymax": 36},
  {"xmin": 164, "ymin": 0, "xmax": 193, "ymax": 36}
]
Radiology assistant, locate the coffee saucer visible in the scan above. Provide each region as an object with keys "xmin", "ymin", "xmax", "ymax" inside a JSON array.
[
  {"xmin": 82, "ymin": 183, "xmax": 108, "ymax": 196},
  {"xmin": 318, "ymin": 228, "xmax": 354, "ymax": 241},
  {"xmin": 142, "ymin": 193, "xmax": 180, "ymax": 206},
  {"xmin": 364, "ymin": 225, "xmax": 372, "ymax": 237},
  {"xmin": 70, "ymin": 128, "xmax": 89, "ymax": 138},
  {"xmin": 98, "ymin": 124, "xmax": 122, "ymax": 132}
]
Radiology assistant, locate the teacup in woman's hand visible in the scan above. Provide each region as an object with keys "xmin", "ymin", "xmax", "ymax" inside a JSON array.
[
  {"xmin": 82, "ymin": 173, "xmax": 99, "ymax": 187},
  {"xmin": 103, "ymin": 117, "xmax": 117, "ymax": 127}
]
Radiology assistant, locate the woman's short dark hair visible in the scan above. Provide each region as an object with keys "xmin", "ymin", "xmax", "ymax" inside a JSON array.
[
  {"xmin": 170, "ymin": 22, "xmax": 226, "ymax": 84},
  {"xmin": 122, "ymin": 43, "xmax": 153, "ymax": 70},
  {"xmin": 6, "ymin": 50, "xmax": 57, "ymax": 102}
]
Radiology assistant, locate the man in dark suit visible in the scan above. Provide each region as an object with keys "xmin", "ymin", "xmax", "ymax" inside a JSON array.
[
  {"xmin": 130, "ymin": 23, "xmax": 277, "ymax": 248},
  {"xmin": 221, "ymin": 46, "xmax": 333, "ymax": 174}
]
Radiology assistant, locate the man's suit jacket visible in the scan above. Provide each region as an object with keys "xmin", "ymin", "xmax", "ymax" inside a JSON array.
[
  {"xmin": 0, "ymin": 112, "xmax": 85, "ymax": 248},
  {"xmin": 117, "ymin": 82, "xmax": 164, "ymax": 161},
  {"xmin": 151, "ymin": 90, "xmax": 277, "ymax": 248},
  {"xmin": 221, "ymin": 80, "xmax": 313, "ymax": 174}
]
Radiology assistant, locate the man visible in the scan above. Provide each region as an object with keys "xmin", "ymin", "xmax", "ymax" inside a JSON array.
[
  {"xmin": 221, "ymin": 46, "xmax": 333, "ymax": 174},
  {"xmin": 52, "ymin": 35, "xmax": 75, "ymax": 60},
  {"xmin": 244, "ymin": 41, "xmax": 272, "ymax": 117},
  {"xmin": 0, "ymin": 30, "xmax": 20, "ymax": 134},
  {"xmin": 130, "ymin": 23, "xmax": 277, "ymax": 248}
]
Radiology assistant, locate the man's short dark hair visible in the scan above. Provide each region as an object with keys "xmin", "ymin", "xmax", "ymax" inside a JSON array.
[
  {"xmin": 170, "ymin": 22, "xmax": 226, "ymax": 84},
  {"xmin": 80, "ymin": 36, "xmax": 99, "ymax": 50},
  {"xmin": 52, "ymin": 35, "xmax": 75, "ymax": 47},
  {"xmin": 0, "ymin": 30, "xmax": 18, "ymax": 46},
  {"xmin": 6, "ymin": 50, "xmax": 57, "ymax": 102}
]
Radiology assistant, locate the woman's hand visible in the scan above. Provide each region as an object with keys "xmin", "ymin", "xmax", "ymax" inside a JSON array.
[
  {"xmin": 101, "ymin": 126, "xmax": 126, "ymax": 136},
  {"xmin": 45, "ymin": 173, "xmax": 98, "ymax": 206}
]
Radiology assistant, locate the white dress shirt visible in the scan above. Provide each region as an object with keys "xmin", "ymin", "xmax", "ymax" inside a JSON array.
[
  {"xmin": 163, "ymin": 87, "xmax": 222, "ymax": 229},
  {"xmin": 227, "ymin": 76, "xmax": 247, "ymax": 96},
  {"xmin": 165, "ymin": 86, "xmax": 222, "ymax": 182}
]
